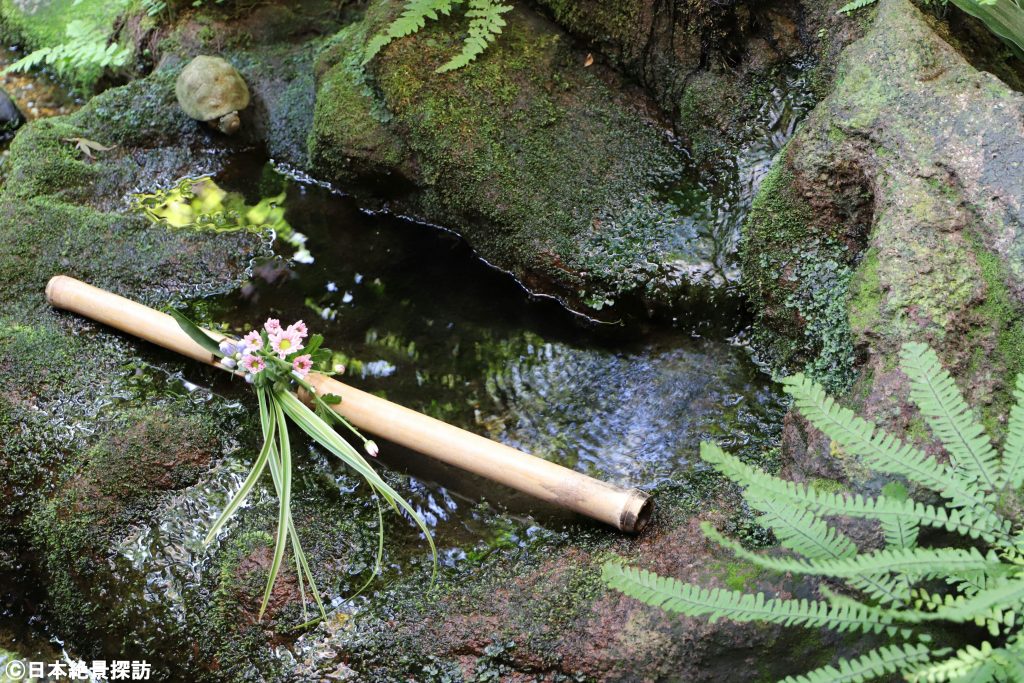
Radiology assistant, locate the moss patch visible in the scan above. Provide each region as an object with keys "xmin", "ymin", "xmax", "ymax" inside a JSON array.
[{"xmin": 310, "ymin": 2, "xmax": 690, "ymax": 311}]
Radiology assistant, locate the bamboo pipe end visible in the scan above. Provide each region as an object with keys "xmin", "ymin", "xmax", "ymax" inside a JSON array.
[
  {"xmin": 619, "ymin": 489, "xmax": 653, "ymax": 534},
  {"xmin": 46, "ymin": 274, "xmax": 73, "ymax": 306}
]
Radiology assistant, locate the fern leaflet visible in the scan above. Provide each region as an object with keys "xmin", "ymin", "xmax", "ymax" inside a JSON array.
[
  {"xmin": 601, "ymin": 563, "xmax": 895, "ymax": 634},
  {"xmin": 900, "ymin": 342, "xmax": 1000, "ymax": 492},
  {"xmin": 1000, "ymin": 373, "xmax": 1024, "ymax": 488},
  {"xmin": 783, "ymin": 373, "xmax": 995, "ymax": 512},
  {"xmin": 701, "ymin": 442, "xmax": 1008, "ymax": 542},
  {"xmin": 838, "ymin": 0, "xmax": 879, "ymax": 13},
  {"xmin": 779, "ymin": 643, "xmax": 937, "ymax": 683},
  {"xmin": 744, "ymin": 497, "xmax": 856, "ymax": 560},
  {"xmin": 702, "ymin": 524, "xmax": 1002, "ymax": 581},
  {"xmin": 906, "ymin": 642, "xmax": 1001, "ymax": 682},
  {"xmin": 363, "ymin": 0, "xmax": 461, "ymax": 65},
  {"xmin": 436, "ymin": 0, "xmax": 512, "ymax": 72}
]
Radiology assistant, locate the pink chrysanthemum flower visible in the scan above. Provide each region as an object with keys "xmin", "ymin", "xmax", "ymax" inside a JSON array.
[
  {"xmin": 241, "ymin": 354, "xmax": 266, "ymax": 374},
  {"xmin": 264, "ymin": 318, "xmax": 282, "ymax": 334},
  {"xmin": 292, "ymin": 354, "xmax": 313, "ymax": 378},
  {"xmin": 243, "ymin": 330, "xmax": 263, "ymax": 351},
  {"xmin": 270, "ymin": 329, "xmax": 304, "ymax": 358},
  {"xmin": 287, "ymin": 320, "xmax": 308, "ymax": 339}
]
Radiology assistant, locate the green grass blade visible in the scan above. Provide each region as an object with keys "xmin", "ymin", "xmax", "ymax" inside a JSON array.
[
  {"xmin": 259, "ymin": 396, "xmax": 293, "ymax": 621},
  {"xmin": 204, "ymin": 392, "xmax": 277, "ymax": 544},
  {"xmin": 277, "ymin": 390, "xmax": 438, "ymax": 583},
  {"xmin": 167, "ymin": 307, "xmax": 223, "ymax": 357},
  {"xmin": 952, "ymin": 0, "xmax": 1024, "ymax": 59},
  {"xmin": 261, "ymin": 403, "xmax": 327, "ymax": 622}
]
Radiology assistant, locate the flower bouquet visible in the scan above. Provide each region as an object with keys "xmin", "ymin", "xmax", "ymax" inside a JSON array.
[{"xmin": 169, "ymin": 310, "xmax": 436, "ymax": 623}]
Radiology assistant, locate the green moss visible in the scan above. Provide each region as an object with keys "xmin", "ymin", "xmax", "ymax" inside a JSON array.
[
  {"xmin": 308, "ymin": 22, "xmax": 408, "ymax": 180},
  {"xmin": 968, "ymin": 236, "xmax": 1024, "ymax": 436},
  {"xmin": 848, "ymin": 248, "xmax": 882, "ymax": 335},
  {"xmin": 24, "ymin": 402, "xmax": 226, "ymax": 657},
  {"xmin": 0, "ymin": 65, "xmax": 265, "ymax": 670},
  {"xmin": 709, "ymin": 559, "xmax": 761, "ymax": 591},
  {"xmin": 809, "ymin": 477, "xmax": 849, "ymax": 495},
  {"xmin": 742, "ymin": 157, "xmax": 856, "ymax": 391}
]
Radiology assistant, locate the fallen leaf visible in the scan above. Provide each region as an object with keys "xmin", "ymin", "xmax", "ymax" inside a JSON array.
[
  {"xmin": 63, "ymin": 137, "xmax": 116, "ymax": 159},
  {"xmin": 584, "ymin": 53, "xmax": 594, "ymax": 67}
]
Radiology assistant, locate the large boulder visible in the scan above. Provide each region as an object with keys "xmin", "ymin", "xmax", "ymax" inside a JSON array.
[
  {"xmin": 742, "ymin": 0, "xmax": 1024, "ymax": 477},
  {"xmin": 308, "ymin": 1, "xmax": 771, "ymax": 314}
]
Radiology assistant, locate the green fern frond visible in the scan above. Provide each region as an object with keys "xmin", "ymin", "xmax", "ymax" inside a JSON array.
[
  {"xmin": 906, "ymin": 641, "xmax": 1001, "ymax": 682},
  {"xmin": 436, "ymin": 0, "xmax": 512, "ymax": 72},
  {"xmin": 746, "ymin": 498, "xmax": 912, "ymax": 604},
  {"xmin": 881, "ymin": 515, "xmax": 920, "ymax": 550},
  {"xmin": 782, "ymin": 374, "xmax": 995, "ymax": 512},
  {"xmin": 4, "ymin": 19, "xmax": 129, "ymax": 78},
  {"xmin": 702, "ymin": 523, "xmax": 1002, "ymax": 581},
  {"xmin": 905, "ymin": 575, "xmax": 1024, "ymax": 624},
  {"xmin": 607, "ymin": 344, "xmax": 1024, "ymax": 683},
  {"xmin": 900, "ymin": 343, "xmax": 1000, "ymax": 492},
  {"xmin": 701, "ymin": 443, "xmax": 1008, "ymax": 542},
  {"xmin": 1000, "ymin": 374, "xmax": 1024, "ymax": 489},
  {"xmin": 838, "ymin": 0, "xmax": 879, "ymax": 13},
  {"xmin": 778, "ymin": 642, "xmax": 937, "ymax": 683},
  {"xmin": 993, "ymin": 636, "xmax": 1024, "ymax": 680},
  {"xmin": 849, "ymin": 573, "xmax": 915, "ymax": 607},
  {"xmin": 362, "ymin": 0, "xmax": 461, "ymax": 65},
  {"xmin": 746, "ymin": 497, "xmax": 857, "ymax": 560},
  {"xmin": 601, "ymin": 562, "xmax": 895, "ymax": 634}
]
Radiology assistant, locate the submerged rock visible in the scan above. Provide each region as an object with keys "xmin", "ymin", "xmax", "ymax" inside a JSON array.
[{"xmin": 0, "ymin": 88, "xmax": 24, "ymax": 134}]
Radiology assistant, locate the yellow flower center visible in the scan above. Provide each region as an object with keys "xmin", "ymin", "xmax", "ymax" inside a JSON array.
[{"xmin": 280, "ymin": 339, "xmax": 291, "ymax": 351}]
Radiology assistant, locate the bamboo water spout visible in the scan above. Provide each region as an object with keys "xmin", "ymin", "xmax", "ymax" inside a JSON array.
[{"xmin": 45, "ymin": 275, "xmax": 653, "ymax": 533}]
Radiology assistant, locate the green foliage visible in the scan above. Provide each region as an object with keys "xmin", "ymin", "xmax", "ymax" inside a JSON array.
[
  {"xmin": 840, "ymin": 0, "xmax": 1024, "ymax": 60},
  {"xmin": 140, "ymin": 0, "xmax": 229, "ymax": 18},
  {"xmin": 839, "ymin": 0, "xmax": 879, "ymax": 12},
  {"xmin": 363, "ymin": 0, "xmax": 513, "ymax": 73},
  {"xmin": 4, "ymin": 19, "xmax": 130, "ymax": 80},
  {"xmin": 605, "ymin": 342, "xmax": 1024, "ymax": 683}
]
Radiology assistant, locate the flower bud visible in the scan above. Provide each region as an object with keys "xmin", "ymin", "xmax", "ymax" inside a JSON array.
[
  {"xmin": 219, "ymin": 340, "xmax": 238, "ymax": 357},
  {"xmin": 365, "ymin": 440, "xmax": 379, "ymax": 457}
]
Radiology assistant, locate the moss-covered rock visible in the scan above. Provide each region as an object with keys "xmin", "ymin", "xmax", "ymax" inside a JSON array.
[
  {"xmin": 309, "ymin": 1, "xmax": 743, "ymax": 313},
  {"xmin": 742, "ymin": 0, "xmax": 1024, "ymax": 479},
  {"xmin": 0, "ymin": 64, "xmax": 261, "ymax": 672},
  {"xmin": 148, "ymin": 0, "xmax": 343, "ymax": 167}
]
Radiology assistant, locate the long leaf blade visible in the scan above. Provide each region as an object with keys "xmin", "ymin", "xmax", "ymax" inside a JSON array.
[{"xmin": 167, "ymin": 307, "xmax": 223, "ymax": 357}]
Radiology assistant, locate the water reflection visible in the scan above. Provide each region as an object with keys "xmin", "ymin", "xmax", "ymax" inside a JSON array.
[{"xmin": 133, "ymin": 176, "xmax": 312, "ymax": 263}]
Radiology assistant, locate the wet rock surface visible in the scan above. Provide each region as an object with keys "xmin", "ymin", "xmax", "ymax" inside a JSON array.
[
  {"xmin": 742, "ymin": 0, "xmax": 1024, "ymax": 481},
  {"xmin": 306, "ymin": 0, "xmax": 826, "ymax": 314},
  {"xmin": 0, "ymin": 87, "xmax": 23, "ymax": 133}
]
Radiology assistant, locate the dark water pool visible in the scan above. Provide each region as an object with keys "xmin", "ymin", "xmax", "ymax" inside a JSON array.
[{"xmin": 193, "ymin": 153, "xmax": 787, "ymax": 513}]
